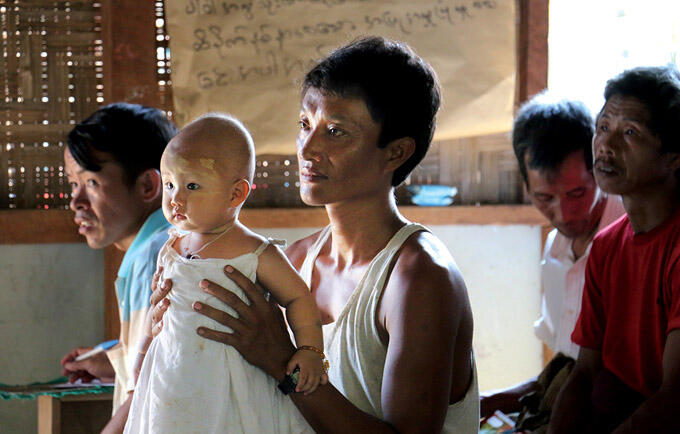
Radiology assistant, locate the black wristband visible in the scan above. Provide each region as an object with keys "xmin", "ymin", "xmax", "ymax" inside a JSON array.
[{"xmin": 277, "ymin": 366, "xmax": 300, "ymax": 395}]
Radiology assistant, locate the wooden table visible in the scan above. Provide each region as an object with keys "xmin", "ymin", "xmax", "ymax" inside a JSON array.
[{"xmin": 37, "ymin": 393, "xmax": 112, "ymax": 434}]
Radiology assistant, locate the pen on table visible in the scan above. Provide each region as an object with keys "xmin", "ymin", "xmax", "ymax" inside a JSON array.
[{"xmin": 74, "ymin": 339, "xmax": 119, "ymax": 362}]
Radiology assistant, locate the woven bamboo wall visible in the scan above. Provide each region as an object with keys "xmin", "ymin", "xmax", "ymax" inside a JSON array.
[
  {"xmin": 434, "ymin": 134, "xmax": 523, "ymax": 205},
  {"xmin": 154, "ymin": 0, "xmax": 173, "ymax": 115},
  {"xmin": 0, "ymin": 1, "xmax": 103, "ymax": 209},
  {"xmin": 0, "ymin": 0, "xmax": 173, "ymax": 210},
  {"xmin": 248, "ymin": 134, "xmax": 523, "ymax": 208}
]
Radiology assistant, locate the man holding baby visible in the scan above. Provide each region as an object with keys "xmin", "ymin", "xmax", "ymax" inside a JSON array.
[{"xmin": 151, "ymin": 36, "xmax": 480, "ymax": 433}]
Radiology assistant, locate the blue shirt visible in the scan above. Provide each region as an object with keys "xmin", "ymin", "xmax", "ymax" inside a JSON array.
[{"xmin": 108, "ymin": 208, "xmax": 170, "ymax": 411}]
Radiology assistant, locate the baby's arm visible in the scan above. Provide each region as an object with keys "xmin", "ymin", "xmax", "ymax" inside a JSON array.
[{"xmin": 256, "ymin": 244, "xmax": 326, "ymax": 394}]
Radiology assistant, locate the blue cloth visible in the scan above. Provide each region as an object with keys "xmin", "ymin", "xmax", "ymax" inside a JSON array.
[{"xmin": 116, "ymin": 208, "xmax": 170, "ymax": 322}]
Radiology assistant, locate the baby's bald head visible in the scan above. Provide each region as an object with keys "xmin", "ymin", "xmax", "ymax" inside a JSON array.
[{"xmin": 167, "ymin": 113, "xmax": 255, "ymax": 184}]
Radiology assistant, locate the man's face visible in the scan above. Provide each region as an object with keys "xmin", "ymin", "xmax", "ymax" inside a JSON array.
[
  {"xmin": 296, "ymin": 87, "xmax": 392, "ymax": 206},
  {"xmin": 64, "ymin": 147, "xmax": 145, "ymax": 250},
  {"xmin": 593, "ymin": 94, "xmax": 677, "ymax": 196},
  {"xmin": 526, "ymin": 151, "xmax": 602, "ymax": 239}
]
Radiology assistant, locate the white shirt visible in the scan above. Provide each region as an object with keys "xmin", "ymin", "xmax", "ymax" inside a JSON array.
[
  {"xmin": 534, "ymin": 196, "xmax": 625, "ymax": 359},
  {"xmin": 302, "ymin": 224, "xmax": 480, "ymax": 433}
]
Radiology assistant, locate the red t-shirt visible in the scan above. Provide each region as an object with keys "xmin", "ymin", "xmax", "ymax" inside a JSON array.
[{"xmin": 572, "ymin": 208, "xmax": 680, "ymax": 397}]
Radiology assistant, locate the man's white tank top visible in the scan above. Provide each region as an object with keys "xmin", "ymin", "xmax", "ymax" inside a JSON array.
[{"xmin": 299, "ymin": 223, "xmax": 479, "ymax": 433}]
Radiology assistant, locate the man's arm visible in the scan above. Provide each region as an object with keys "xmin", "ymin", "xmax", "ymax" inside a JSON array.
[
  {"xmin": 480, "ymin": 377, "xmax": 539, "ymax": 418},
  {"xmin": 101, "ymin": 393, "xmax": 132, "ymax": 434},
  {"xmin": 611, "ymin": 329, "xmax": 680, "ymax": 433},
  {"xmin": 548, "ymin": 347, "xmax": 602, "ymax": 434},
  {"xmin": 376, "ymin": 234, "xmax": 472, "ymax": 432}
]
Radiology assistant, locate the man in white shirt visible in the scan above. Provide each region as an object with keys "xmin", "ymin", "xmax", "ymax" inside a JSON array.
[{"xmin": 480, "ymin": 95, "xmax": 624, "ymax": 418}]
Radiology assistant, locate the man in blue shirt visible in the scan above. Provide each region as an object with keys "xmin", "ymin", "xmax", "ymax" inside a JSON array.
[{"xmin": 59, "ymin": 103, "xmax": 176, "ymax": 433}]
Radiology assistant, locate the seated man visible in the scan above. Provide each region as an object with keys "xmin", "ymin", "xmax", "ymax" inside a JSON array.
[
  {"xmin": 151, "ymin": 36, "xmax": 479, "ymax": 432},
  {"xmin": 59, "ymin": 103, "xmax": 177, "ymax": 433},
  {"xmin": 549, "ymin": 65, "xmax": 680, "ymax": 433},
  {"xmin": 481, "ymin": 96, "xmax": 624, "ymax": 419}
]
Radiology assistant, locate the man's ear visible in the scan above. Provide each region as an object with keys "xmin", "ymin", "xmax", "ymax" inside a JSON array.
[
  {"xmin": 230, "ymin": 178, "xmax": 251, "ymax": 207},
  {"xmin": 136, "ymin": 169, "xmax": 162, "ymax": 203},
  {"xmin": 384, "ymin": 137, "xmax": 415, "ymax": 173}
]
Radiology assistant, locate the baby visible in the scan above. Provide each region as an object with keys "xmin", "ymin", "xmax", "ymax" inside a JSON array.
[{"xmin": 125, "ymin": 114, "xmax": 324, "ymax": 433}]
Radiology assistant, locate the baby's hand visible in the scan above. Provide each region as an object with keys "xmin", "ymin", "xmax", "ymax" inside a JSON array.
[{"xmin": 286, "ymin": 347, "xmax": 329, "ymax": 395}]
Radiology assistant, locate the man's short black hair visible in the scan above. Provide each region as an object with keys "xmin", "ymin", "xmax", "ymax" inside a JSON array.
[
  {"xmin": 512, "ymin": 96, "xmax": 594, "ymax": 185},
  {"xmin": 302, "ymin": 36, "xmax": 441, "ymax": 186},
  {"xmin": 67, "ymin": 102, "xmax": 178, "ymax": 185},
  {"xmin": 603, "ymin": 64, "xmax": 680, "ymax": 154}
]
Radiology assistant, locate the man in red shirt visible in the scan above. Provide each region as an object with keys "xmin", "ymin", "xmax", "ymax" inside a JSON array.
[{"xmin": 549, "ymin": 65, "xmax": 680, "ymax": 433}]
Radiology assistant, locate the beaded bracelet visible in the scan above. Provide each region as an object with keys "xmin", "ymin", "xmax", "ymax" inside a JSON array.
[
  {"xmin": 298, "ymin": 345, "xmax": 325, "ymax": 358},
  {"xmin": 298, "ymin": 345, "xmax": 330, "ymax": 373}
]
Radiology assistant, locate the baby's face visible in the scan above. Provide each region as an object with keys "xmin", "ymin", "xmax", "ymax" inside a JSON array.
[{"xmin": 160, "ymin": 147, "xmax": 236, "ymax": 233}]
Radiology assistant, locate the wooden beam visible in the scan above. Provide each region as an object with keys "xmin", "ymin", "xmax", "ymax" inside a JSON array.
[
  {"xmin": 0, "ymin": 206, "xmax": 549, "ymax": 245},
  {"xmin": 241, "ymin": 205, "xmax": 547, "ymax": 227},
  {"xmin": 401, "ymin": 205, "xmax": 547, "ymax": 226},
  {"xmin": 517, "ymin": 0, "xmax": 549, "ymax": 103},
  {"xmin": 0, "ymin": 210, "xmax": 79, "ymax": 244}
]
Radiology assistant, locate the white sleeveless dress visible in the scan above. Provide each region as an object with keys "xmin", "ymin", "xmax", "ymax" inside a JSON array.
[
  {"xmin": 300, "ymin": 224, "xmax": 480, "ymax": 433},
  {"xmin": 125, "ymin": 229, "xmax": 312, "ymax": 434}
]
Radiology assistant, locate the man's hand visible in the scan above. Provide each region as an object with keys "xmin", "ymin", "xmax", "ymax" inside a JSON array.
[
  {"xmin": 61, "ymin": 347, "xmax": 115, "ymax": 383},
  {"xmin": 100, "ymin": 393, "xmax": 132, "ymax": 434},
  {"xmin": 548, "ymin": 348, "xmax": 602, "ymax": 434},
  {"xmin": 479, "ymin": 377, "xmax": 539, "ymax": 419},
  {"xmin": 611, "ymin": 329, "xmax": 680, "ymax": 434},
  {"xmin": 193, "ymin": 265, "xmax": 296, "ymax": 381}
]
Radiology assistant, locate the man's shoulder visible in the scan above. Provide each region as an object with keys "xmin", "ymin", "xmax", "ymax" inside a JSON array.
[
  {"xmin": 545, "ymin": 227, "xmax": 569, "ymax": 258},
  {"xmin": 592, "ymin": 213, "xmax": 629, "ymax": 248},
  {"xmin": 380, "ymin": 227, "xmax": 471, "ymax": 332},
  {"xmin": 389, "ymin": 229, "xmax": 466, "ymax": 299},
  {"xmin": 138, "ymin": 227, "xmax": 170, "ymax": 257},
  {"xmin": 396, "ymin": 229, "xmax": 451, "ymax": 266}
]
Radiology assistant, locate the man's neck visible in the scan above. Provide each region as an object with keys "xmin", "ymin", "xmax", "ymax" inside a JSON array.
[
  {"xmin": 113, "ymin": 205, "xmax": 160, "ymax": 252},
  {"xmin": 622, "ymin": 181, "xmax": 679, "ymax": 234},
  {"xmin": 571, "ymin": 195, "xmax": 608, "ymax": 259},
  {"xmin": 324, "ymin": 192, "xmax": 408, "ymax": 269}
]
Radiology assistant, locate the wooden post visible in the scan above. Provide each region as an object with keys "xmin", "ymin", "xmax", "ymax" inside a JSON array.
[
  {"xmin": 518, "ymin": 0, "xmax": 551, "ymax": 367},
  {"xmin": 101, "ymin": 0, "xmax": 161, "ymax": 106},
  {"xmin": 100, "ymin": 0, "xmax": 163, "ymax": 339},
  {"xmin": 38, "ymin": 395, "xmax": 60, "ymax": 434},
  {"xmin": 104, "ymin": 247, "xmax": 125, "ymax": 340},
  {"xmin": 517, "ymin": 0, "xmax": 549, "ymax": 104}
]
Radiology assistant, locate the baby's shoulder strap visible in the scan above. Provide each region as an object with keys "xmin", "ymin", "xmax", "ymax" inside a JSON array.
[
  {"xmin": 253, "ymin": 240, "xmax": 269, "ymax": 257},
  {"xmin": 167, "ymin": 227, "xmax": 184, "ymax": 242},
  {"xmin": 253, "ymin": 238, "xmax": 287, "ymax": 257}
]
